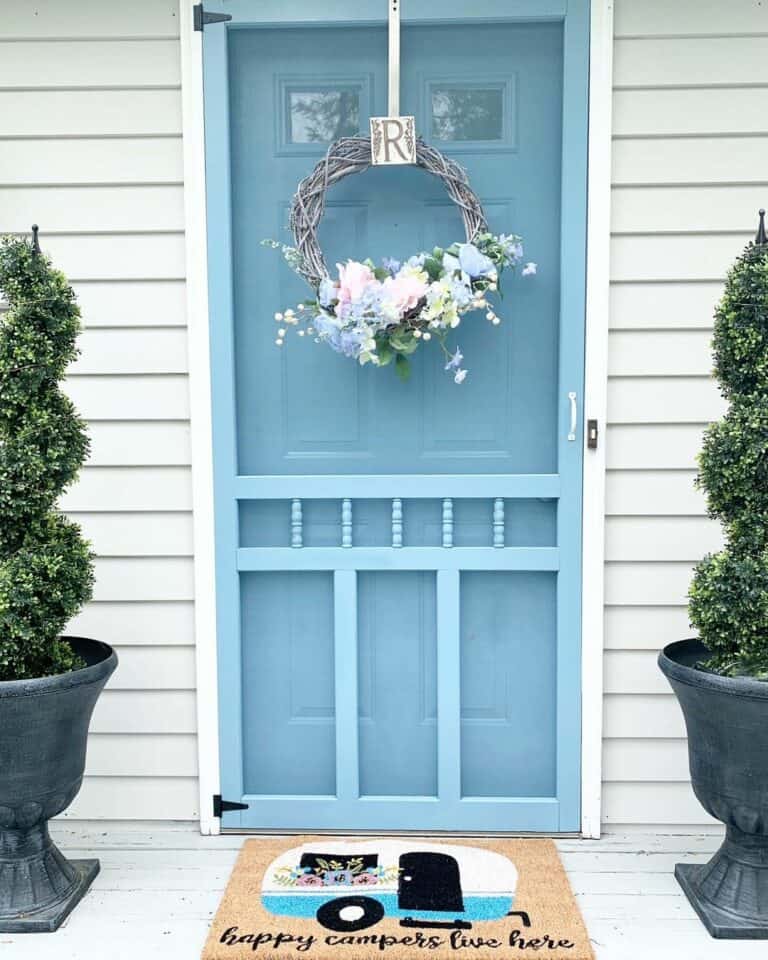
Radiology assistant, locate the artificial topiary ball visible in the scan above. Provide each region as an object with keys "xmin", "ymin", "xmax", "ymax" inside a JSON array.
[
  {"xmin": 712, "ymin": 241, "xmax": 768, "ymax": 399},
  {"xmin": 690, "ymin": 546, "xmax": 768, "ymax": 680}
]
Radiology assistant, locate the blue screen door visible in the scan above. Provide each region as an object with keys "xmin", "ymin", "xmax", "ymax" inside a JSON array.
[{"xmin": 203, "ymin": 0, "xmax": 588, "ymax": 832}]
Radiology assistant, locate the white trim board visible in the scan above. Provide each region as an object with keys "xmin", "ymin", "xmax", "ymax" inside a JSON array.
[
  {"xmin": 179, "ymin": 0, "xmax": 611, "ymax": 838},
  {"xmin": 580, "ymin": 0, "xmax": 612, "ymax": 840},
  {"xmin": 179, "ymin": 0, "xmax": 221, "ymax": 836}
]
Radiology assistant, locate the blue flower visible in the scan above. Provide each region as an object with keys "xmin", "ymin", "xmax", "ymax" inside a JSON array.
[
  {"xmin": 499, "ymin": 234, "xmax": 524, "ymax": 265},
  {"xmin": 442, "ymin": 252, "xmax": 461, "ymax": 275},
  {"xmin": 449, "ymin": 277, "xmax": 472, "ymax": 309},
  {"xmin": 522, "ymin": 262, "xmax": 537, "ymax": 277},
  {"xmin": 382, "ymin": 257, "xmax": 401, "ymax": 276},
  {"xmin": 458, "ymin": 243, "xmax": 495, "ymax": 279},
  {"xmin": 318, "ymin": 277, "xmax": 338, "ymax": 307},
  {"xmin": 444, "ymin": 347, "xmax": 463, "ymax": 371},
  {"xmin": 314, "ymin": 311, "xmax": 343, "ymax": 352},
  {"xmin": 339, "ymin": 327, "xmax": 368, "ymax": 358}
]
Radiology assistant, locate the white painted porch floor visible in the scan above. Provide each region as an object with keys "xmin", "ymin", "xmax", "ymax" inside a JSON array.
[{"xmin": 2, "ymin": 824, "xmax": 766, "ymax": 959}]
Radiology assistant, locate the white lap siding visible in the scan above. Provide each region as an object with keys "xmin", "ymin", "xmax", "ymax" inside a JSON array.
[
  {"xmin": 3, "ymin": 0, "xmax": 767, "ymax": 828},
  {"xmin": 0, "ymin": 2, "xmax": 197, "ymax": 819},
  {"xmin": 604, "ymin": 0, "xmax": 768, "ymax": 827}
]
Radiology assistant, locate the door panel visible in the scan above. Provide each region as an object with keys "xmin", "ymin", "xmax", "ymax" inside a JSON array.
[
  {"xmin": 241, "ymin": 572, "xmax": 336, "ymax": 796},
  {"xmin": 229, "ymin": 22, "xmax": 562, "ymax": 476},
  {"xmin": 460, "ymin": 572, "xmax": 557, "ymax": 798},
  {"xmin": 204, "ymin": 0, "xmax": 589, "ymax": 832},
  {"xmin": 358, "ymin": 572, "xmax": 438, "ymax": 798}
]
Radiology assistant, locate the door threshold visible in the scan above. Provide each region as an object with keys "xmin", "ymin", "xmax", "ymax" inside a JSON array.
[{"xmin": 221, "ymin": 828, "xmax": 582, "ymax": 838}]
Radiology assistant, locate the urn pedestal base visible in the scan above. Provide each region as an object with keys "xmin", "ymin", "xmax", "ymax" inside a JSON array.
[
  {"xmin": 0, "ymin": 637, "xmax": 117, "ymax": 933},
  {"xmin": 676, "ymin": 861, "xmax": 768, "ymax": 940},
  {"xmin": 0, "ymin": 858, "xmax": 100, "ymax": 933},
  {"xmin": 659, "ymin": 639, "xmax": 768, "ymax": 940}
]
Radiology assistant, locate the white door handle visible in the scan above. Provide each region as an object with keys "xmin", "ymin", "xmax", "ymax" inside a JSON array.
[{"xmin": 568, "ymin": 392, "xmax": 577, "ymax": 441}]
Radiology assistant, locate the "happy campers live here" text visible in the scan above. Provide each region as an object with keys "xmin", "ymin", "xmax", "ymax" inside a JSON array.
[{"xmin": 219, "ymin": 927, "xmax": 576, "ymax": 953}]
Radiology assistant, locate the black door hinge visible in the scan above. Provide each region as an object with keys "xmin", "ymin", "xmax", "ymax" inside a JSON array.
[
  {"xmin": 213, "ymin": 794, "xmax": 249, "ymax": 818},
  {"xmin": 587, "ymin": 418, "xmax": 599, "ymax": 450},
  {"xmin": 194, "ymin": 4, "xmax": 233, "ymax": 31}
]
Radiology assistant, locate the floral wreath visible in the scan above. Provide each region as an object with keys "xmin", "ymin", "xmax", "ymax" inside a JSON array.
[{"xmin": 264, "ymin": 136, "xmax": 535, "ymax": 384}]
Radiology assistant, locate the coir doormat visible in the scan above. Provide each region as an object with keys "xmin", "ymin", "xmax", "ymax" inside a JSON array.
[{"xmin": 202, "ymin": 837, "xmax": 593, "ymax": 960}]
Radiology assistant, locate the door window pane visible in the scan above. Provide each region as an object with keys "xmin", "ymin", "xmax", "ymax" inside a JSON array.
[
  {"xmin": 431, "ymin": 85, "xmax": 504, "ymax": 141},
  {"xmin": 288, "ymin": 88, "xmax": 360, "ymax": 143}
]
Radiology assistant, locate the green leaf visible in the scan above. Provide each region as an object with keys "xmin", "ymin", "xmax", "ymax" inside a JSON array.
[
  {"xmin": 389, "ymin": 333, "xmax": 418, "ymax": 355},
  {"xmin": 375, "ymin": 339, "xmax": 394, "ymax": 367},
  {"xmin": 423, "ymin": 257, "xmax": 442, "ymax": 280},
  {"xmin": 395, "ymin": 354, "xmax": 411, "ymax": 382}
]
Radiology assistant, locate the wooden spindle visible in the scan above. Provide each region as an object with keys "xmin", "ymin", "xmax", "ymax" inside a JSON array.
[
  {"xmin": 291, "ymin": 498, "xmax": 303, "ymax": 548},
  {"xmin": 442, "ymin": 498, "xmax": 454, "ymax": 548},
  {"xmin": 493, "ymin": 498, "xmax": 505, "ymax": 548},
  {"xmin": 392, "ymin": 498, "xmax": 403, "ymax": 548},
  {"xmin": 341, "ymin": 498, "xmax": 353, "ymax": 547}
]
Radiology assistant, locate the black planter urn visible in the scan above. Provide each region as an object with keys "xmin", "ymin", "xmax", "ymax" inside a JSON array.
[
  {"xmin": 659, "ymin": 638, "xmax": 768, "ymax": 938},
  {"xmin": 0, "ymin": 637, "xmax": 117, "ymax": 933}
]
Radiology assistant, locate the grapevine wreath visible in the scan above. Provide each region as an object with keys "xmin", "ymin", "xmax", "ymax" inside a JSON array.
[{"xmin": 264, "ymin": 135, "xmax": 535, "ymax": 383}]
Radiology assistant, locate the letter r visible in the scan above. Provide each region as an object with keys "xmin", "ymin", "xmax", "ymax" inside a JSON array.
[{"xmin": 382, "ymin": 119, "xmax": 410, "ymax": 163}]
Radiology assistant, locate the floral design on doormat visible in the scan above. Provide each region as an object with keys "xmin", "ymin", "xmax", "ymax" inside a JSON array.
[{"xmin": 272, "ymin": 856, "xmax": 402, "ymax": 887}]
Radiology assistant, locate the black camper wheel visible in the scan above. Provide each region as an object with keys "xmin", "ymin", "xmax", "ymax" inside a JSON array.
[{"xmin": 316, "ymin": 896, "xmax": 385, "ymax": 932}]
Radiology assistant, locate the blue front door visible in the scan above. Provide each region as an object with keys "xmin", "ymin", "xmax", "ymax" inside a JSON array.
[{"xmin": 203, "ymin": 0, "xmax": 588, "ymax": 832}]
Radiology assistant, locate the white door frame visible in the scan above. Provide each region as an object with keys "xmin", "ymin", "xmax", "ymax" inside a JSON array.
[{"xmin": 179, "ymin": 0, "xmax": 612, "ymax": 838}]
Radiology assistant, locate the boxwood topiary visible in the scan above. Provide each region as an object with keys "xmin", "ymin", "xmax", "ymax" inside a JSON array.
[
  {"xmin": 689, "ymin": 221, "xmax": 768, "ymax": 678},
  {"xmin": 0, "ymin": 233, "xmax": 94, "ymax": 680}
]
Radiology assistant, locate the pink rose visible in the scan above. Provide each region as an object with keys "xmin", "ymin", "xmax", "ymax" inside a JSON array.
[
  {"xmin": 336, "ymin": 260, "xmax": 375, "ymax": 305},
  {"xmin": 352, "ymin": 873, "xmax": 379, "ymax": 885},
  {"xmin": 296, "ymin": 874, "xmax": 323, "ymax": 886},
  {"xmin": 382, "ymin": 274, "xmax": 428, "ymax": 317}
]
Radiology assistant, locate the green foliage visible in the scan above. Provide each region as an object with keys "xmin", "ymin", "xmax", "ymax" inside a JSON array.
[
  {"xmin": 712, "ymin": 243, "xmax": 768, "ymax": 398},
  {"xmin": 0, "ymin": 236, "xmax": 94, "ymax": 680},
  {"xmin": 394, "ymin": 353, "xmax": 411, "ymax": 382},
  {"xmin": 697, "ymin": 395, "xmax": 768, "ymax": 534},
  {"xmin": 689, "ymin": 239, "xmax": 768, "ymax": 677}
]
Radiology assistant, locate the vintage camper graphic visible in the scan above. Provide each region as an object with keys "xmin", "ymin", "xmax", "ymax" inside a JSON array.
[{"xmin": 262, "ymin": 840, "xmax": 524, "ymax": 932}]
